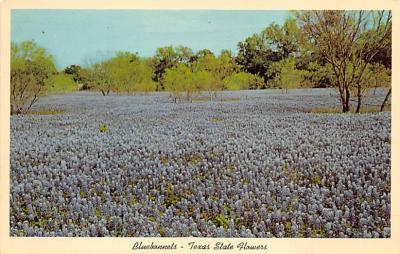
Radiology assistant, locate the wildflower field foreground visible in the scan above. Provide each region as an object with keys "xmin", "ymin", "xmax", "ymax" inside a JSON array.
[{"xmin": 10, "ymin": 89, "xmax": 391, "ymax": 237}]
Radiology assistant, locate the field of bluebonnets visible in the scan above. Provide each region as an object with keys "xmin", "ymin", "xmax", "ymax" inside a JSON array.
[{"xmin": 10, "ymin": 89, "xmax": 391, "ymax": 237}]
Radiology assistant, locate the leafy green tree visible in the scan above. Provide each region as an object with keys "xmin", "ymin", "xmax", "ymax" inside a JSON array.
[
  {"xmin": 301, "ymin": 61, "xmax": 333, "ymax": 88},
  {"xmin": 191, "ymin": 70, "xmax": 219, "ymax": 99},
  {"xmin": 11, "ymin": 40, "xmax": 56, "ymax": 114},
  {"xmin": 163, "ymin": 64, "xmax": 196, "ymax": 102},
  {"xmin": 192, "ymin": 53, "xmax": 219, "ymax": 73},
  {"xmin": 216, "ymin": 50, "xmax": 240, "ymax": 80},
  {"xmin": 64, "ymin": 65, "xmax": 87, "ymax": 83},
  {"xmin": 105, "ymin": 51, "xmax": 139, "ymax": 93},
  {"xmin": 371, "ymin": 40, "xmax": 391, "ymax": 69},
  {"xmin": 176, "ymin": 46, "xmax": 195, "ymax": 65},
  {"xmin": 191, "ymin": 50, "xmax": 239, "ymax": 93},
  {"xmin": 192, "ymin": 49, "xmax": 214, "ymax": 61},
  {"xmin": 153, "ymin": 46, "xmax": 179, "ymax": 86},
  {"xmin": 237, "ymin": 19, "xmax": 303, "ymax": 85},
  {"xmin": 132, "ymin": 57, "xmax": 158, "ymax": 94},
  {"xmin": 270, "ymin": 58, "xmax": 307, "ymax": 93},
  {"xmin": 153, "ymin": 46, "xmax": 199, "ymax": 90},
  {"xmin": 87, "ymin": 52, "xmax": 156, "ymax": 95},
  {"xmin": 236, "ymin": 33, "xmax": 278, "ymax": 83},
  {"xmin": 263, "ymin": 18, "xmax": 303, "ymax": 59}
]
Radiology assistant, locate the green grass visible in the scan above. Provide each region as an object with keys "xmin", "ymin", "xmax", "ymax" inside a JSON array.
[
  {"xmin": 149, "ymin": 194, "xmax": 156, "ymax": 202},
  {"xmin": 311, "ymin": 176, "xmax": 321, "ymax": 185},
  {"xmin": 79, "ymin": 189, "xmax": 87, "ymax": 198},
  {"xmin": 27, "ymin": 109, "xmax": 65, "ymax": 115},
  {"xmin": 99, "ymin": 123, "xmax": 109, "ymax": 133},
  {"xmin": 311, "ymin": 228, "xmax": 327, "ymax": 238},
  {"xmin": 160, "ymin": 157, "xmax": 170, "ymax": 165},
  {"xmin": 95, "ymin": 208, "xmax": 102, "ymax": 219},
  {"xmin": 211, "ymin": 117, "xmax": 223, "ymax": 123},
  {"xmin": 158, "ymin": 225, "xmax": 166, "ymax": 237},
  {"xmin": 130, "ymin": 196, "xmax": 138, "ymax": 206},
  {"xmin": 165, "ymin": 183, "xmax": 180, "ymax": 208},
  {"xmin": 227, "ymin": 164, "xmax": 236, "ymax": 173},
  {"xmin": 306, "ymin": 105, "xmax": 390, "ymax": 114},
  {"xmin": 222, "ymin": 97, "xmax": 240, "ymax": 102},
  {"xmin": 282, "ymin": 163, "xmax": 302, "ymax": 184},
  {"xmin": 192, "ymin": 97, "xmax": 212, "ymax": 102},
  {"xmin": 215, "ymin": 213, "xmax": 230, "ymax": 229},
  {"xmin": 242, "ymin": 177, "xmax": 250, "ymax": 185}
]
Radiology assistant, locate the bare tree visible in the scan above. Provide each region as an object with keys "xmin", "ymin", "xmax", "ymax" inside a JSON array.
[{"xmin": 297, "ymin": 11, "xmax": 391, "ymax": 112}]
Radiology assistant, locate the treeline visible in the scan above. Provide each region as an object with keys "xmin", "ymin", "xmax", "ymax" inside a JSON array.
[
  {"xmin": 11, "ymin": 10, "xmax": 391, "ymax": 114},
  {"xmin": 62, "ymin": 47, "xmax": 263, "ymax": 101}
]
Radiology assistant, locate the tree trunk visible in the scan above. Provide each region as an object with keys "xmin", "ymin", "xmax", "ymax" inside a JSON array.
[
  {"xmin": 342, "ymin": 102, "xmax": 348, "ymax": 113},
  {"xmin": 341, "ymin": 87, "xmax": 351, "ymax": 113},
  {"xmin": 355, "ymin": 85, "xmax": 362, "ymax": 113},
  {"xmin": 340, "ymin": 91, "xmax": 350, "ymax": 113},
  {"xmin": 380, "ymin": 88, "xmax": 391, "ymax": 112},
  {"xmin": 355, "ymin": 96, "xmax": 361, "ymax": 113}
]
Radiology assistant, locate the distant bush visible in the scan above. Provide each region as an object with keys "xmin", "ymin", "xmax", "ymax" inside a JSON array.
[
  {"xmin": 223, "ymin": 72, "xmax": 264, "ymax": 90},
  {"xmin": 45, "ymin": 73, "xmax": 77, "ymax": 95}
]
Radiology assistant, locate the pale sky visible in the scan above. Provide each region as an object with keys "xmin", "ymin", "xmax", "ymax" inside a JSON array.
[{"xmin": 12, "ymin": 10, "xmax": 289, "ymax": 69}]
